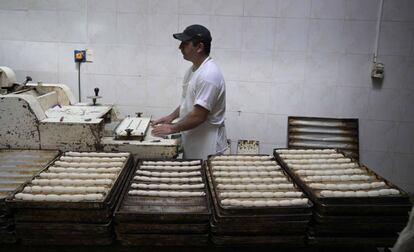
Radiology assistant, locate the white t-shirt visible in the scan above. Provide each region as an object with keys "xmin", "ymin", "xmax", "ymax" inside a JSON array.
[{"xmin": 180, "ymin": 57, "xmax": 227, "ymax": 155}]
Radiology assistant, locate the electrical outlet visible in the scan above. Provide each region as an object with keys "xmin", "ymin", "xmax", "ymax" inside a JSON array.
[
  {"xmin": 371, "ymin": 62, "xmax": 384, "ymax": 79},
  {"xmin": 86, "ymin": 49, "xmax": 94, "ymax": 62}
]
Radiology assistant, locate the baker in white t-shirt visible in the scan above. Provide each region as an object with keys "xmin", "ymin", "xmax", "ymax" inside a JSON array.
[{"xmin": 151, "ymin": 24, "xmax": 228, "ymax": 160}]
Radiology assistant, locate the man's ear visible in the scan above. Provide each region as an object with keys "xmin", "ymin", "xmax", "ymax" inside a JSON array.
[{"xmin": 196, "ymin": 42, "xmax": 204, "ymax": 53}]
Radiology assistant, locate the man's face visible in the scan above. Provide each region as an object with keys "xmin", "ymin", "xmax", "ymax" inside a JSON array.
[{"xmin": 179, "ymin": 40, "xmax": 198, "ymax": 61}]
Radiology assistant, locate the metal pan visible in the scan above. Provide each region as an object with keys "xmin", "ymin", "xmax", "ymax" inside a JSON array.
[
  {"xmin": 0, "ymin": 149, "xmax": 60, "ymax": 210},
  {"xmin": 311, "ymin": 222, "xmax": 406, "ymax": 236},
  {"xmin": 20, "ymin": 235, "xmax": 114, "ymax": 246},
  {"xmin": 0, "ymin": 230, "xmax": 16, "ymax": 244},
  {"xmin": 307, "ymin": 233, "xmax": 398, "ymax": 248},
  {"xmin": 7, "ymin": 154, "xmax": 134, "ymax": 223},
  {"xmin": 211, "ymin": 216, "xmax": 309, "ymax": 235},
  {"xmin": 206, "ymin": 162, "xmax": 313, "ymax": 216},
  {"xmin": 314, "ymin": 201, "xmax": 412, "ymax": 216},
  {"xmin": 274, "ymin": 148, "xmax": 412, "ymax": 206},
  {"xmin": 116, "ymin": 222, "xmax": 209, "ymax": 234},
  {"xmin": 114, "ymin": 159, "xmax": 210, "ymax": 223},
  {"xmin": 313, "ymin": 211, "xmax": 409, "ymax": 223},
  {"xmin": 116, "ymin": 233, "xmax": 209, "ymax": 247},
  {"xmin": 210, "ymin": 233, "xmax": 306, "ymax": 247},
  {"xmin": 15, "ymin": 220, "xmax": 112, "ymax": 236}
]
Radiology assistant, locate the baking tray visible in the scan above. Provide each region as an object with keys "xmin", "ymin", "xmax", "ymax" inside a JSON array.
[
  {"xmin": 307, "ymin": 234, "xmax": 398, "ymax": 248},
  {"xmin": 0, "ymin": 230, "xmax": 16, "ymax": 244},
  {"xmin": 15, "ymin": 220, "xmax": 112, "ymax": 236},
  {"xmin": 114, "ymin": 159, "xmax": 210, "ymax": 224},
  {"xmin": 210, "ymin": 233, "xmax": 306, "ymax": 247},
  {"xmin": 20, "ymin": 235, "xmax": 114, "ymax": 246},
  {"xmin": 0, "ymin": 218, "xmax": 12, "ymax": 230},
  {"xmin": 287, "ymin": 116, "xmax": 360, "ymax": 160},
  {"xmin": 7, "ymin": 153, "xmax": 134, "ymax": 223},
  {"xmin": 207, "ymin": 169, "xmax": 310, "ymax": 235},
  {"xmin": 116, "ymin": 233, "xmax": 209, "ymax": 246},
  {"xmin": 116, "ymin": 222, "xmax": 209, "ymax": 234},
  {"xmin": 211, "ymin": 217, "xmax": 308, "ymax": 235},
  {"xmin": 274, "ymin": 148, "xmax": 412, "ymax": 206},
  {"xmin": 206, "ymin": 162, "xmax": 313, "ymax": 216},
  {"xmin": 311, "ymin": 222, "xmax": 406, "ymax": 236},
  {"xmin": 314, "ymin": 201, "xmax": 412, "ymax": 216},
  {"xmin": 207, "ymin": 168, "xmax": 311, "ymax": 221},
  {"xmin": 313, "ymin": 211, "xmax": 408, "ymax": 223},
  {"xmin": 0, "ymin": 149, "xmax": 60, "ymax": 212}
]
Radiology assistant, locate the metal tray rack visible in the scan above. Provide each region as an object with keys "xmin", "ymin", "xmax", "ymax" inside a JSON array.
[
  {"xmin": 6, "ymin": 151, "xmax": 134, "ymax": 246},
  {"xmin": 274, "ymin": 148, "xmax": 412, "ymax": 247},
  {"xmin": 114, "ymin": 159, "xmax": 210, "ymax": 246},
  {"xmin": 0, "ymin": 149, "xmax": 60, "ymax": 244},
  {"xmin": 206, "ymin": 154, "xmax": 313, "ymax": 247}
]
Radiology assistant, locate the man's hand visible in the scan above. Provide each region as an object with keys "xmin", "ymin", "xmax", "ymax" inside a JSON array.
[
  {"xmin": 151, "ymin": 107, "xmax": 180, "ymax": 126},
  {"xmin": 151, "ymin": 123, "xmax": 175, "ymax": 137},
  {"xmin": 151, "ymin": 117, "xmax": 171, "ymax": 126}
]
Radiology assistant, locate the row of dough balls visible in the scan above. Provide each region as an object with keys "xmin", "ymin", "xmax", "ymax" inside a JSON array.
[
  {"xmin": 279, "ymin": 153, "xmax": 344, "ymax": 159},
  {"xmin": 65, "ymin": 152, "xmax": 129, "ymax": 157},
  {"xmin": 320, "ymin": 188, "xmax": 400, "ymax": 197},
  {"xmin": 217, "ymin": 183, "xmax": 294, "ymax": 190},
  {"xmin": 276, "ymin": 149, "xmax": 336, "ymax": 154},
  {"xmin": 215, "ymin": 177, "xmax": 288, "ymax": 184},
  {"xmin": 304, "ymin": 175, "xmax": 372, "ymax": 182},
  {"xmin": 221, "ymin": 198, "xmax": 309, "ymax": 207},
  {"xmin": 48, "ymin": 166, "xmax": 121, "ymax": 173},
  {"xmin": 220, "ymin": 191, "xmax": 302, "ymax": 198},
  {"xmin": 15, "ymin": 193, "xmax": 104, "ymax": 201},
  {"xmin": 128, "ymin": 190, "xmax": 205, "ymax": 197},
  {"xmin": 213, "ymin": 171, "xmax": 284, "ymax": 178},
  {"xmin": 295, "ymin": 168, "xmax": 365, "ymax": 176},
  {"xmin": 290, "ymin": 163, "xmax": 359, "ymax": 170},
  {"xmin": 309, "ymin": 182, "xmax": 386, "ymax": 190},
  {"xmin": 211, "ymin": 160, "xmax": 276, "ymax": 166},
  {"xmin": 131, "ymin": 183, "xmax": 205, "ymax": 190},
  {"xmin": 211, "ymin": 155, "xmax": 273, "ymax": 161},
  {"xmin": 23, "ymin": 185, "xmax": 107, "ymax": 194},
  {"xmin": 286, "ymin": 158, "xmax": 351, "ymax": 164},
  {"xmin": 142, "ymin": 160, "xmax": 200, "ymax": 166},
  {"xmin": 60, "ymin": 156, "xmax": 126, "ymax": 163},
  {"xmin": 212, "ymin": 165, "xmax": 280, "ymax": 171},
  {"xmin": 40, "ymin": 172, "xmax": 116, "ymax": 180},
  {"xmin": 140, "ymin": 165, "xmax": 201, "ymax": 171},
  {"xmin": 31, "ymin": 178, "xmax": 113, "ymax": 186},
  {"xmin": 54, "ymin": 161, "xmax": 124, "ymax": 168},
  {"xmin": 136, "ymin": 170, "xmax": 201, "ymax": 177},
  {"xmin": 134, "ymin": 176, "xmax": 202, "ymax": 183}
]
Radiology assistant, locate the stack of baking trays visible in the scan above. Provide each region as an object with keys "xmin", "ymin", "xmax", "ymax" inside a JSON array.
[
  {"xmin": 0, "ymin": 149, "xmax": 59, "ymax": 244},
  {"xmin": 274, "ymin": 148, "xmax": 412, "ymax": 248},
  {"xmin": 114, "ymin": 159, "xmax": 210, "ymax": 246},
  {"xmin": 6, "ymin": 151, "xmax": 134, "ymax": 245},
  {"xmin": 206, "ymin": 154, "xmax": 313, "ymax": 247}
]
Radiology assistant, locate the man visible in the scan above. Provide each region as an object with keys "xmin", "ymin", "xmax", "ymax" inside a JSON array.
[
  {"xmin": 393, "ymin": 205, "xmax": 414, "ymax": 252},
  {"xmin": 151, "ymin": 24, "xmax": 227, "ymax": 160}
]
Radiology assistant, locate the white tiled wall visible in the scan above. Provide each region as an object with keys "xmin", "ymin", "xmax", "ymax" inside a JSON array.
[{"xmin": 1, "ymin": 0, "xmax": 413, "ymax": 192}]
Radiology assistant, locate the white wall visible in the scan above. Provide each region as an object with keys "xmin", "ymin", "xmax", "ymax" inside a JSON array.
[{"xmin": 1, "ymin": 0, "xmax": 413, "ymax": 192}]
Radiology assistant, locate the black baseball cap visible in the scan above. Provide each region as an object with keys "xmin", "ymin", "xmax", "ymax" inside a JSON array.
[{"xmin": 173, "ymin": 24, "xmax": 212, "ymax": 43}]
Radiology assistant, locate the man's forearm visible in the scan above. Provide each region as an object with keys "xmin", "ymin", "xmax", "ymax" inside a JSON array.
[
  {"xmin": 171, "ymin": 106, "xmax": 208, "ymax": 133},
  {"xmin": 168, "ymin": 106, "xmax": 180, "ymax": 121},
  {"xmin": 151, "ymin": 105, "xmax": 208, "ymax": 137}
]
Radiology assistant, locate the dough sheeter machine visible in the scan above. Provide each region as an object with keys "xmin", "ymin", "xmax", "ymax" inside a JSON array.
[{"xmin": 0, "ymin": 66, "xmax": 178, "ymax": 159}]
